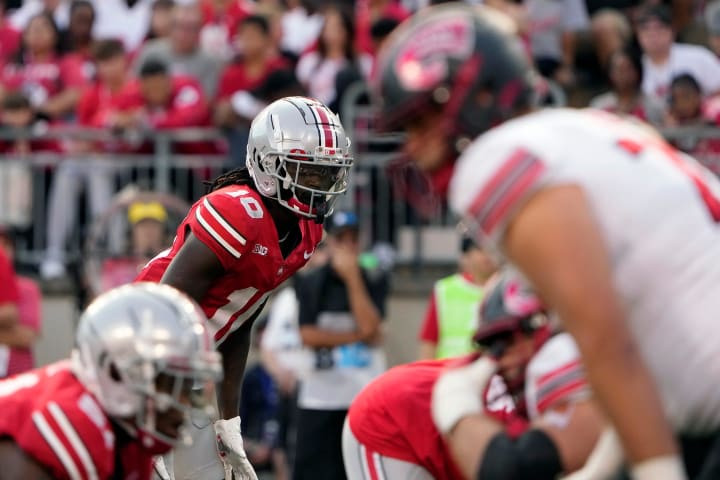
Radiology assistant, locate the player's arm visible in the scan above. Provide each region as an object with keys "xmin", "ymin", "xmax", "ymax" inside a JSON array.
[
  {"xmin": 502, "ymin": 185, "xmax": 680, "ymax": 471},
  {"xmin": 160, "ymin": 231, "xmax": 225, "ymax": 303},
  {"xmin": 447, "ymin": 401, "xmax": 601, "ymax": 480},
  {"xmin": 0, "ymin": 440, "xmax": 54, "ymax": 480}
]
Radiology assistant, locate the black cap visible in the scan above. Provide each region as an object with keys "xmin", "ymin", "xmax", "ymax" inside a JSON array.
[{"xmin": 636, "ymin": 5, "xmax": 672, "ymax": 27}]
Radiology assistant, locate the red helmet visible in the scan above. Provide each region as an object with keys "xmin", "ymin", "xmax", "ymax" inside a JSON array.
[{"xmin": 372, "ymin": 3, "xmax": 535, "ymax": 197}]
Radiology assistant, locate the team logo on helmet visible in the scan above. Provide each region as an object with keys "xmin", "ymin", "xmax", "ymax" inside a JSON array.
[{"xmin": 394, "ymin": 16, "xmax": 474, "ymax": 91}]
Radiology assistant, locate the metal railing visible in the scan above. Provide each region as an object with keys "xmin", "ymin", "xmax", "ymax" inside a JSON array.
[{"xmin": 3, "ymin": 111, "xmax": 720, "ymax": 276}]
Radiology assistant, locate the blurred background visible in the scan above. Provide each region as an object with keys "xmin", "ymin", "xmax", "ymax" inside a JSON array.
[{"xmin": 1, "ymin": 1, "xmax": 719, "ymax": 476}]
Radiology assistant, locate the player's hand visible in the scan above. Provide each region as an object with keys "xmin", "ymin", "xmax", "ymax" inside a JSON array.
[
  {"xmin": 560, "ymin": 428, "xmax": 623, "ymax": 480},
  {"xmin": 330, "ymin": 245, "xmax": 361, "ymax": 281},
  {"xmin": 432, "ymin": 356, "xmax": 497, "ymax": 435},
  {"xmin": 214, "ymin": 416, "xmax": 258, "ymax": 480}
]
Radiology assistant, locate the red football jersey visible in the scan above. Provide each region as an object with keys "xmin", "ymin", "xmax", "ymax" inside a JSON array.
[
  {"xmin": 0, "ymin": 361, "xmax": 153, "ymax": 480},
  {"xmin": 347, "ymin": 358, "xmax": 523, "ymax": 480},
  {"xmin": 136, "ymin": 184, "xmax": 324, "ymax": 344}
]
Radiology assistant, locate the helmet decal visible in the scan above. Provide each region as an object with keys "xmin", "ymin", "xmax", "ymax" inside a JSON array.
[{"xmin": 394, "ymin": 16, "xmax": 474, "ymax": 91}]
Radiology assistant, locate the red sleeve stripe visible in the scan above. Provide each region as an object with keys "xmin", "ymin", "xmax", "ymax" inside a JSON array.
[
  {"xmin": 534, "ymin": 360, "xmax": 587, "ymax": 413},
  {"xmin": 536, "ymin": 377, "xmax": 589, "ymax": 414},
  {"xmin": 32, "ymin": 411, "xmax": 83, "ymax": 480},
  {"xmin": 536, "ymin": 359, "xmax": 583, "ymax": 389},
  {"xmin": 48, "ymin": 402, "xmax": 99, "ymax": 480},
  {"xmin": 468, "ymin": 149, "xmax": 546, "ymax": 235}
]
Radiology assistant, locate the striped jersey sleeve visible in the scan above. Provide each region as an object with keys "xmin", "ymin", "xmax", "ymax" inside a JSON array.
[
  {"xmin": 465, "ymin": 147, "xmax": 547, "ymax": 239},
  {"xmin": 19, "ymin": 397, "xmax": 114, "ymax": 480},
  {"xmin": 525, "ymin": 333, "xmax": 591, "ymax": 420},
  {"xmin": 189, "ymin": 188, "xmax": 258, "ymax": 270}
]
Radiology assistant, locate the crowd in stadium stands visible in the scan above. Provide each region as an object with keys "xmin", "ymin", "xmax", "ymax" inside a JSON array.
[{"xmin": 1, "ymin": 0, "xmax": 720, "ymax": 281}]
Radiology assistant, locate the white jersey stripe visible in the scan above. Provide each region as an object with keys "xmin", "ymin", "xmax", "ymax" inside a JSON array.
[
  {"xmin": 372, "ymin": 452, "xmax": 387, "ymax": 480},
  {"xmin": 48, "ymin": 402, "xmax": 99, "ymax": 480},
  {"xmin": 359, "ymin": 445, "xmax": 373, "ymax": 480},
  {"xmin": 195, "ymin": 207, "xmax": 242, "ymax": 259},
  {"xmin": 32, "ymin": 411, "xmax": 82, "ymax": 480},
  {"xmin": 203, "ymin": 198, "xmax": 247, "ymax": 246}
]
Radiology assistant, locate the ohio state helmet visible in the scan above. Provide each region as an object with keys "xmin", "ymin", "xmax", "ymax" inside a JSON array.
[
  {"xmin": 372, "ymin": 4, "xmax": 535, "ymax": 193},
  {"xmin": 71, "ymin": 283, "xmax": 222, "ymax": 453},
  {"xmin": 474, "ymin": 268, "xmax": 551, "ymax": 397},
  {"xmin": 246, "ymin": 96, "xmax": 354, "ymax": 223},
  {"xmin": 474, "ymin": 268, "xmax": 551, "ymax": 355}
]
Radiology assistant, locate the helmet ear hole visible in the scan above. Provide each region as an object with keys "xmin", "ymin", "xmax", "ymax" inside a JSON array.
[{"xmin": 109, "ymin": 362, "xmax": 123, "ymax": 382}]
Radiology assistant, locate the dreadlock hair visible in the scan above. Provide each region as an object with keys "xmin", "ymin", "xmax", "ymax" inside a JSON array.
[{"xmin": 205, "ymin": 167, "xmax": 256, "ymax": 194}]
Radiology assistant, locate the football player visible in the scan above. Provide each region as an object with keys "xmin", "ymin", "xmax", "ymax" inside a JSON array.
[
  {"xmin": 373, "ymin": 3, "xmax": 720, "ymax": 479},
  {"xmin": 136, "ymin": 96, "xmax": 354, "ymax": 479},
  {"xmin": 0, "ymin": 282, "xmax": 222, "ymax": 480},
  {"xmin": 343, "ymin": 268, "xmax": 603, "ymax": 480}
]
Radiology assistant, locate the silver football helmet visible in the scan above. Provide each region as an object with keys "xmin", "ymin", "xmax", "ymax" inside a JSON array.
[
  {"xmin": 71, "ymin": 283, "xmax": 222, "ymax": 453},
  {"xmin": 246, "ymin": 96, "xmax": 354, "ymax": 222}
]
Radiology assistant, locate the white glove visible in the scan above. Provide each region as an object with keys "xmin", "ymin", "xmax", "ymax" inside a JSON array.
[
  {"xmin": 431, "ymin": 356, "xmax": 497, "ymax": 434},
  {"xmin": 561, "ymin": 427, "xmax": 624, "ymax": 480},
  {"xmin": 152, "ymin": 455, "xmax": 173, "ymax": 480},
  {"xmin": 214, "ymin": 416, "xmax": 258, "ymax": 480},
  {"xmin": 631, "ymin": 456, "xmax": 686, "ymax": 480}
]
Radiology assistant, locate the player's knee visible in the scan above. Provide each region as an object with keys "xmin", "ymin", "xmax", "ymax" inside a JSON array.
[{"xmin": 477, "ymin": 429, "xmax": 563, "ymax": 480}]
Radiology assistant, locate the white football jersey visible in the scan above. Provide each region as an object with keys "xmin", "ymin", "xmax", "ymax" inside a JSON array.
[
  {"xmin": 450, "ymin": 108, "xmax": 720, "ymax": 433},
  {"xmin": 525, "ymin": 333, "xmax": 589, "ymax": 421}
]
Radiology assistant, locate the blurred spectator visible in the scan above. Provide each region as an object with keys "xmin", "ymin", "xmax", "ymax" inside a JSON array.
[
  {"xmin": 369, "ymin": 16, "xmax": 400, "ymax": 53},
  {"xmin": 706, "ymin": 1, "xmax": 720, "ymax": 58},
  {"xmin": 280, "ymin": 0, "xmax": 323, "ymax": 59},
  {"xmin": 0, "ymin": 12, "xmax": 85, "ymax": 120},
  {"xmin": 77, "ymin": 39, "xmax": 130, "ymax": 129},
  {"xmin": 589, "ymin": 8, "xmax": 632, "ymax": 71},
  {"xmin": 0, "ymin": 91, "xmax": 58, "ymax": 153},
  {"xmin": 0, "ymin": 240, "xmax": 19, "ymax": 379},
  {"xmin": 664, "ymin": 74, "xmax": 720, "ymax": 173},
  {"xmin": 114, "ymin": 58, "xmax": 211, "ymax": 132},
  {"xmin": 57, "ymin": 0, "xmax": 96, "ymax": 97},
  {"xmin": 0, "ymin": 226, "xmax": 41, "ymax": 378},
  {"xmin": 92, "ymin": 0, "xmax": 154, "ymax": 52},
  {"xmin": 590, "ymin": 47, "xmax": 665, "ymax": 125},
  {"xmin": 144, "ymin": 0, "xmax": 174, "ymax": 42},
  {"xmin": 296, "ymin": 5, "xmax": 371, "ymax": 112},
  {"xmin": 418, "ymin": 236, "xmax": 496, "ymax": 360},
  {"xmin": 0, "ymin": 1, "xmax": 21, "ymax": 67},
  {"xmin": 112, "ymin": 58, "xmax": 219, "ymax": 155},
  {"xmin": 214, "ymin": 14, "xmax": 288, "ymax": 129},
  {"xmin": 241, "ymin": 316, "xmax": 290, "ymax": 480},
  {"xmin": 99, "ymin": 200, "xmax": 170, "ymax": 291},
  {"xmin": 354, "ymin": 0, "xmax": 409, "ymax": 56},
  {"xmin": 260, "ymin": 245, "xmax": 329, "ymax": 477},
  {"xmin": 293, "ymin": 211, "xmax": 388, "ymax": 480},
  {"xmin": 636, "ymin": 5, "xmax": 720, "ymax": 102},
  {"xmin": 199, "ymin": 0, "xmax": 254, "ymax": 60},
  {"xmin": 9, "ymin": 0, "xmax": 70, "ymax": 31},
  {"xmin": 524, "ymin": 0, "xmax": 590, "ymax": 87},
  {"xmin": 58, "ymin": 0, "xmax": 94, "ymax": 56},
  {"xmin": 134, "ymin": 3, "xmax": 222, "ymax": 98}
]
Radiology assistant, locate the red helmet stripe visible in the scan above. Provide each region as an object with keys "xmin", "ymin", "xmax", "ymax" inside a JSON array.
[{"xmin": 312, "ymin": 105, "xmax": 335, "ymax": 148}]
